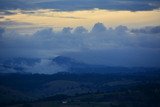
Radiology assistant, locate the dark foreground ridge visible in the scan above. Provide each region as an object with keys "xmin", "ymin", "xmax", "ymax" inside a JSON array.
[{"xmin": 0, "ymin": 69, "xmax": 160, "ymax": 107}]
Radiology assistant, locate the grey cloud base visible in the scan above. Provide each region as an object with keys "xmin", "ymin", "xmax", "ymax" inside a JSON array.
[{"xmin": 0, "ymin": 23, "xmax": 160, "ymax": 67}]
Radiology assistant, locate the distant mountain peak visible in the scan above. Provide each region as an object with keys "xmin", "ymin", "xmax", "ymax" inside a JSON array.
[{"xmin": 52, "ymin": 56, "xmax": 83, "ymax": 66}]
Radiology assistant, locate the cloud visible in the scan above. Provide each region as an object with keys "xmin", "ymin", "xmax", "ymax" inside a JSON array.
[
  {"xmin": 0, "ymin": 58, "xmax": 67, "ymax": 74},
  {"xmin": 0, "ymin": 21, "xmax": 33, "ymax": 27},
  {"xmin": 0, "ymin": 23, "xmax": 160, "ymax": 67},
  {"xmin": 0, "ymin": 27, "xmax": 5, "ymax": 38},
  {"xmin": 64, "ymin": 48, "xmax": 160, "ymax": 67},
  {"xmin": 25, "ymin": 59, "xmax": 67, "ymax": 74},
  {"xmin": 131, "ymin": 26, "xmax": 160, "ymax": 34},
  {"xmin": 0, "ymin": 0, "xmax": 33, "ymax": 10},
  {"xmin": 33, "ymin": 28, "xmax": 54, "ymax": 39},
  {"xmin": 115, "ymin": 25, "xmax": 128, "ymax": 33},
  {"xmin": 0, "ymin": 10, "xmax": 16, "ymax": 16},
  {"xmin": 61, "ymin": 27, "xmax": 73, "ymax": 34},
  {"xmin": 0, "ymin": 0, "xmax": 160, "ymax": 11},
  {"xmin": 91, "ymin": 22, "xmax": 106, "ymax": 33},
  {"xmin": 34, "ymin": 0, "xmax": 160, "ymax": 11},
  {"xmin": 73, "ymin": 26, "xmax": 88, "ymax": 34}
]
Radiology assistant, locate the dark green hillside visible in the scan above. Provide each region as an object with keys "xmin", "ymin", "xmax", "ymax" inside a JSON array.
[
  {"xmin": 6, "ymin": 83, "xmax": 160, "ymax": 107},
  {"xmin": 0, "ymin": 70, "xmax": 160, "ymax": 107}
]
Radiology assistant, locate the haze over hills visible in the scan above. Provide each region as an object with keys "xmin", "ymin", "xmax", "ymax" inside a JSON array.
[
  {"xmin": 0, "ymin": 56, "xmax": 160, "ymax": 107},
  {"xmin": 0, "ymin": 56, "xmax": 159, "ymax": 74}
]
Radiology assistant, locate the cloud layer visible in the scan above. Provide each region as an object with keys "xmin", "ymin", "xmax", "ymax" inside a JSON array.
[
  {"xmin": 0, "ymin": 23, "xmax": 160, "ymax": 67},
  {"xmin": 0, "ymin": 0, "xmax": 160, "ymax": 11}
]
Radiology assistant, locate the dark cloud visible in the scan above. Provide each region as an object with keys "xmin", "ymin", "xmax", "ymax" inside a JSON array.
[
  {"xmin": 0, "ymin": 23, "xmax": 160, "ymax": 67},
  {"xmin": 0, "ymin": 0, "xmax": 33, "ymax": 10},
  {"xmin": 0, "ymin": 0, "xmax": 160, "ymax": 11},
  {"xmin": 34, "ymin": 0, "xmax": 160, "ymax": 11}
]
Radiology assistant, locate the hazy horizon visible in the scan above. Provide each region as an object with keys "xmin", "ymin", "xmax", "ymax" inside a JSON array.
[{"xmin": 0, "ymin": 0, "xmax": 160, "ymax": 73}]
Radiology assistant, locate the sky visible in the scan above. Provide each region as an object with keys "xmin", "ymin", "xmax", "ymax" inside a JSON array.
[
  {"xmin": 0, "ymin": 0, "xmax": 160, "ymax": 69},
  {"xmin": 0, "ymin": 0, "xmax": 160, "ymax": 32}
]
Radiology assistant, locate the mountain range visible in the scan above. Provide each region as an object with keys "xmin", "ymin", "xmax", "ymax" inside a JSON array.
[{"xmin": 0, "ymin": 56, "xmax": 159, "ymax": 74}]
